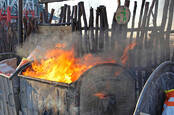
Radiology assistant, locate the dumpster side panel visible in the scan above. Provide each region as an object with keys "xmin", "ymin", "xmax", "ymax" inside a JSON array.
[
  {"xmin": 0, "ymin": 75, "xmax": 17, "ymax": 115},
  {"xmin": 20, "ymin": 77, "xmax": 70, "ymax": 115},
  {"xmin": 6, "ymin": 78, "xmax": 18, "ymax": 115},
  {"xmin": 0, "ymin": 76, "xmax": 8, "ymax": 115},
  {"xmin": 76, "ymin": 64, "xmax": 136, "ymax": 115}
]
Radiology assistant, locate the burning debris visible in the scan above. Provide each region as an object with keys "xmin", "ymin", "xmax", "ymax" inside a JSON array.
[
  {"xmin": 21, "ymin": 42, "xmax": 116, "ymax": 84},
  {"xmin": 19, "ymin": 37, "xmax": 137, "ymax": 84},
  {"xmin": 94, "ymin": 92, "xmax": 107, "ymax": 99},
  {"xmin": 121, "ymin": 41, "xmax": 136, "ymax": 65}
]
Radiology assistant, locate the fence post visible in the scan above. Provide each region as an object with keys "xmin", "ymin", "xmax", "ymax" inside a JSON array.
[
  {"xmin": 18, "ymin": 0, "xmax": 23, "ymax": 44},
  {"xmin": 89, "ymin": 7, "xmax": 95, "ymax": 53},
  {"xmin": 160, "ymin": 0, "xmax": 170, "ymax": 62}
]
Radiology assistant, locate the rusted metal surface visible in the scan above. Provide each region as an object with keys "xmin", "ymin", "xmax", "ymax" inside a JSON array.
[
  {"xmin": 0, "ymin": 53, "xmax": 21, "ymax": 115},
  {"xmin": 16, "ymin": 63, "xmax": 136, "ymax": 115},
  {"xmin": 19, "ymin": 77, "xmax": 72, "ymax": 115},
  {"xmin": 76, "ymin": 63, "xmax": 136, "ymax": 115},
  {"xmin": 0, "ymin": 74, "xmax": 19, "ymax": 115}
]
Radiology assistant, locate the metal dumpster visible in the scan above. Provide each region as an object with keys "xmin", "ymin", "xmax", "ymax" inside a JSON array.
[
  {"xmin": 17, "ymin": 63, "xmax": 136, "ymax": 115},
  {"xmin": 0, "ymin": 74, "xmax": 19, "ymax": 115},
  {"xmin": 134, "ymin": 61, "xmax": 174, "ymax": 115},
  {"xmin": 0, "ymin": 53, "xmax": 21, "ymax": 115}
]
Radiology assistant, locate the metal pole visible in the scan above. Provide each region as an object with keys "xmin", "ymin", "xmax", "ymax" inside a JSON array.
[{"xmin": 18, "ymin": 0, "xmax": 23, "ymax": 44}]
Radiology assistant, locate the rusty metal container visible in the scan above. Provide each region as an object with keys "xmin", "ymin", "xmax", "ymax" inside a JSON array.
[
  {"xmin": 134, "ymin": 61, "xmax": 174, "ymax": 115},
  {"xmin": 0, "ymin": 74, "xmax": 20, "ymax": 115},
  {"xmin": 18, "ymin": 63, "xmax": 136, "ymax": 115},
  {"xmin": 0, "ymin": 53, "xmax": 21, "ymax": 115}
]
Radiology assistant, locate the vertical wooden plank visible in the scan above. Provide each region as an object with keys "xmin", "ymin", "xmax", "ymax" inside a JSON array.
[
  {"xmin": 130, "ymin": 1, "xmax": 137, "ymax": 42},
  {"xmin": 111, "ymin": 12, "xmax": 117, "ymax": 49},
  {"xmin": 95, "ymin": 7, "xmax": 100, "ymax": 51},
  {"xmin": 136, "ymin": 0, "xmax": 146, "ymax": 40},
  {"xmin": 99, "ymin": 6, "xmax": 105, "ymax": 50},
  {"xmin": 137, "ymin": 2, "xmax": 149, "ymax": 67},
  {"xmin": 153, "ymin": 0, "xmax": 158, "ymax": 27},
  {"xmin": 74, "ymin": 5, "xmax": 77, "ymax": 22},
  {"xmin": 129, "ymin": 1, "xmax": 137, "ymax": 67},
  {"xmin": 159, "ymin": 0, "xmax": 170, "ymax": 62},
  {"xmin": 134, "ymin": 0, "xmax": 146, "ymax": 67},
  {"xmin": 152, "ymin": 0, "xmax": 159, "ymax": 66},
  {"xmin": 23, "ymin": 17, "xmax": 27, "ymax": 40},
  {"xmin": 49, "ymin": 9, "xmax": 55, "ymax": 24},
  {"xmin": 77, "ymin": 2, "xmax": 83, "ymax": 57},
  {"xmin": 45, "ymin": 3, "xmax": 48, "ymax": 23},
  {"xmin": 144, "ymin": 0, "xmax": 156, "ymax": 67},
  {"xmin": 89, "ymin": 7, "xmax": 95, "ymax": 53},
  {"xmin": 103, "ymin": 6, "xmax": 109, "ymax": 50},
  {"xmin": 80, "ymin": 2, "xmax": 89, "ymax": 53},
  {"xmin": 124, "ymin": 0, "xmax": 130, "ymax": 7},
  {"xmin": 63, "ymin": 4, "xmax": 67, "ymax": 23},
  {"xmin": 18, "ymin": 0, "xmax": 23, "ymax": 44},
  {"xmin": 71, "ymin": 6, "xmax": 77, "ymax": 31},
  {"xmin": 67, "ymin": 5, "xmax": 71, "ymax": 24},
  {"xmin": 71, "ymin": 6, "xmax": 75, "ymax": 23},
  {"xmin": 166, "ymin": 0, "xmax": 174, "ymax": 60},
  {"xmin": 59, "ymin": 6, "xmax": 64, "ymax": 24}
]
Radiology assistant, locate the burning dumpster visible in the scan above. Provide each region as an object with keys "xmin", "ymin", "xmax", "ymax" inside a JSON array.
[
  {"xmin": 9, "ymin": 40, "xmax": 136, "ymax": 114},
  {"xmin": 18, "ymin": 63, "xmax": 136, "ymax": 115}
]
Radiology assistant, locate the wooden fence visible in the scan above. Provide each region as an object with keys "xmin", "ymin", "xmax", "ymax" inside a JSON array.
[
  {"xmin": 0, "ymin": 22, "xmax": 18, "ymax": 53},
  {"xmin": 53, "ymin": 0, "xmax": 174, "ymax": 98}
]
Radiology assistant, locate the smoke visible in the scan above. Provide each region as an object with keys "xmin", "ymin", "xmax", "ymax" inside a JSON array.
[
  {"xmin": 16, "ymin": 29, "xmax": 138, "ymax": 67},
  {"xmin": 16, "ymin": 26, "xmax": 169, "ymax": 68},
  {"xmin": 16, "ymin": 28, "xmax": 77, "ymax": 59}
]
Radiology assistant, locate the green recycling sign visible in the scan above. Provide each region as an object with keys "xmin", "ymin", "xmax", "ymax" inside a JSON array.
[{"xmin": 115, "ymin": 6, "xmax": 131, "ymax": 24}]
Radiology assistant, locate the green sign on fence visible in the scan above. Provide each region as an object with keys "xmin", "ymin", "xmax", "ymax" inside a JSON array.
[{"xmin": 115, "ymin": 6, "xmax": 131, "ymax": 24}]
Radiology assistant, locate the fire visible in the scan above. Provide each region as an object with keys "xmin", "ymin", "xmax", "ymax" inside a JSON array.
[
  {"xmin": 121, "ymin": 41, "xmax": 136, "ymax": 65},
  {"xmin": 94, "ymin": 93, "xmax": 107, "ymax": 99},
  {"xmin": 22, "ymin": 43, "xmax": 116, "ymax": 84},
  {"xmin": 114, "ymin": 71, "xmax": 121, "ymax": 77}
]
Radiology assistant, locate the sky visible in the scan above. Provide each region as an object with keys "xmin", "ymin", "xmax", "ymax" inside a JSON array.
[{"xmin": 48, "ymin": 0, "xmax": 173, "ymax": 30}]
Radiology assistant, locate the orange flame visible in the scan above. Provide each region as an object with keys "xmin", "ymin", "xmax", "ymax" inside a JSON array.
[
  {"xmin": 22, "ymin": 43, "xmax": 116, "ymax": 84},
  {"xmin": 114, "ymin": 71, "xmax": 121, "ymax": 76},
  {"xmin": 94, "ymin": 93, "xmax": 106, "ymax": 99},
  {"xmin": 121, "ymin": 41, "xmax": 136, "ymax": 65}
]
